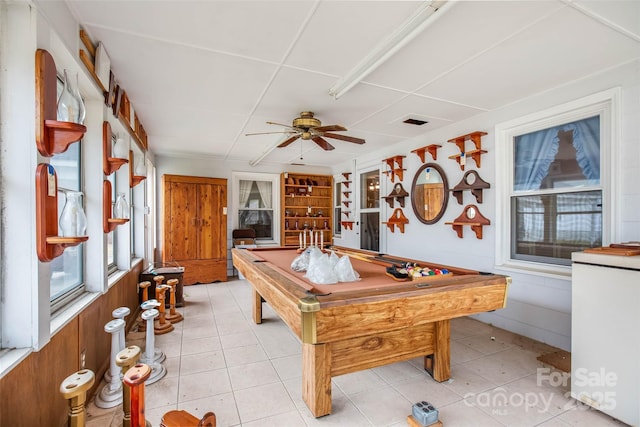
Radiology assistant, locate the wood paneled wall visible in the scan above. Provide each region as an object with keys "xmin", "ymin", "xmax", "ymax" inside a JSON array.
[{"xmin": 0, "ymin": 262, "xmax": 142, "ymax": 427}]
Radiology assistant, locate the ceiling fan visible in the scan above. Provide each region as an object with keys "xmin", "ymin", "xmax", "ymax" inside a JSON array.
[{"xmin": 245, "ymin": 111, "xmax": 365, "ymax": 151}]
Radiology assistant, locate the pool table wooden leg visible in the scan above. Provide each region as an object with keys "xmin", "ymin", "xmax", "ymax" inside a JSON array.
[
  {"xmin": 252, "ymin": 288, "xmax": 262, "ymax": 324},
  {"xmin": 302, "ymin": 343, "xmax": 332, "ymax": 417},
  {"xmin": 424, "ymin": 319, "xmax": 451, "ymax": 382}
]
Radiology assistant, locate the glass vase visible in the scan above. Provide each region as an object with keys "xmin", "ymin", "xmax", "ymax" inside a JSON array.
[
  {"xmin": 114, "ymin": 193, "xmax": 129, "ymax": 219},
  {"xmin": 113, "ymin": 136, "xmax": 128, "ymax": 159},
  {"xmin": 57, "ymin": 69, "xmax": 86, "ymax": 124},
  {"xmin": 59, "ymin": 191, "xmax": 87, "ymax": 237},
  {"xmin": 134, "ymin": 156, "xmax": 146, "ymax": 176}
]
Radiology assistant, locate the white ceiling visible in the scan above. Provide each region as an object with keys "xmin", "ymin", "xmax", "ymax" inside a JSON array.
[{"xmin": 65, "ymin": 0, "xmax": 640, "ymax": 167}]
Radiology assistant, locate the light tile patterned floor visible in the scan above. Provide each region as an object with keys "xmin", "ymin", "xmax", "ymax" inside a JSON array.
[{"xmin": 85, "ymin": 278, "xmax": 627, "ymax": 427}]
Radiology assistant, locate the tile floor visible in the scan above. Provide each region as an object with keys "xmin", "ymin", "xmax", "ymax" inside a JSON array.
[{"xmin": 85, "ymin": 278, "xmax": 627, "ymax": 427}]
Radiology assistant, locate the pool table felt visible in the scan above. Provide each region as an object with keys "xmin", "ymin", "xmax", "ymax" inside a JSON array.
[{"xmin": 246, "ymin": 247, "xmax": 478, "ymax": 296}]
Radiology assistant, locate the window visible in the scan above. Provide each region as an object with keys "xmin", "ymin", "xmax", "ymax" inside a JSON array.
[
  {"xmin": 496, "ymin": 89, "xmax": 619, "ymax": 271},
  {"xmin": 233, "ymin": 172, "xmax": 279, "ymax": 243},
  {"xmin": 106, "ymin": 171, "xmax": 117, "ymax": 274},
  {"xmin": 50, "ymin": 133, "xmax": 85, "ymax": 310},
  {"xmin": 334, "ymin": 181, "xmax": 342, "ymax": 235}
]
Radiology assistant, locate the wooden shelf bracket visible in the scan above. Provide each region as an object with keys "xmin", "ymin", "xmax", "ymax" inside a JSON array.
[{"xmin": 411, "ymin": 144, "xmax": 441, "ymax": 162}]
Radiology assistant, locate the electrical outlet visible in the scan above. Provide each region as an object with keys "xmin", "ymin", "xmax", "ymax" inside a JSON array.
[{"xmin": 81, "ymin": 350, "xmax": 86, "ymax": 369}]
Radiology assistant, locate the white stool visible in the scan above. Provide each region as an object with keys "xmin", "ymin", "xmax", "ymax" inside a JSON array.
[
  {"xmin": 140, "ymin": 308, "xmax": 167, "ymax": 384},
  {"xmin": 140, "ymin": 299, "xmax": 165, "ymax": 363},
  {"xmin": 104, "ymin": 306, "xmax": 131, "ymax": 383},
  {"xmin": 94, "ymin": 319, "xmax": 125, "ymax": 408}
]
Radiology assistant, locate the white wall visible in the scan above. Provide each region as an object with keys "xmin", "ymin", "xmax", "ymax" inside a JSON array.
[
  {"xmin": 154, "ymin": 155, "xmax": 331, "ymax": 276},
  {"xmin": 332, "ymin": 59, "xmax": 640, "ymax": 351}
]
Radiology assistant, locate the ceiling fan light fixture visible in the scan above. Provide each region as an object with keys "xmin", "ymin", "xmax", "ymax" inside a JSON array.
[{"xmin": 328, "ymin": 0, "xmax": 452, "ymax": 100}]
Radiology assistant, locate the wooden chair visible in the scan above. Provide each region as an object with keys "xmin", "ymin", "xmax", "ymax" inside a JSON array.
[{"xmin": 160, "ymin": 410, "xmax": 216, "ymax": 427}]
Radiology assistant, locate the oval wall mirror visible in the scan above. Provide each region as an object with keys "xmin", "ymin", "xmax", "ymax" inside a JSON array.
[{"xmin": 411, "ymin": 163, "xmax": 449, "ymax": 224}]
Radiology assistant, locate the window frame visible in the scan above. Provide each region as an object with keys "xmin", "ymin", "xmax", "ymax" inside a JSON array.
[
  {"xmin": 495, "ymin": 88, "xmax": 620, "ymax": 276},
  {"xmin": 334, "ymin": 179, "xmax": 342, "ymax": 237},
  {"xmin": 231, "ymin": 172, "xmax": 280, "ymax": 245},
  {"xmin": 49, "ymin": 75, "xmax": 85, "ymax": 313}
]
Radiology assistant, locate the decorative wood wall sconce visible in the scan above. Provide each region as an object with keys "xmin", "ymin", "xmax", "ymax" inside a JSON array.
[
  {"xmin": 383, "ymin": 208, "xmax": 409, "ymax": 233},
  {"xmin": 35, "ymin": 49, "xmax": 87, "ymax": 157},
  {"xmin": 445, "ymin": 205, "xmax": 490, "ymax": 239},
  {"xmin": 382, "ymin": 183, "xmax": 409, "ymax": 208},
  {"xmin": 103, "ymin": 121, "xmax": 128, "ymax": 175},
  {"xmin": 451, "ymin": 170, "xmax": 490, "ymax": 204}
]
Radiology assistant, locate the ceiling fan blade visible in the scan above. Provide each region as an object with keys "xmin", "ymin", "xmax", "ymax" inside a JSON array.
[
  {"xmin": 323, "ymin": 132, "xmax": 366, "ymax": 144},
  {"xmin": 312, "ymin": 136, "xmax": 335, "ymax": 151},
  {"xmin": 266, "ymin": 121, "xmax": 297, "ymax": 129},
  {"xmin": 278, "ymin": 134, "xmax": 301, "ymax": 148},
  {"xmin": 245, "ymin": 130, "xmax": 295, "ymax": 136},
  {"xmin": 313, "ymin": 124, "xmax": 347, "ymax": 133}
]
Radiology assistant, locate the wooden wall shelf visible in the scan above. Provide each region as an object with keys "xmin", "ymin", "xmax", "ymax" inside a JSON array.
[
  {"xmin": 447, "ymin": 131, "xmax": 487, "ymax": 170},
  {"xmin": 103, "ymin": 180, "xmax": 129, "ymax": 233},
  {"xmin": 129, "ymin": 151, "xmax": 146, "ymax": 188},
  {"xmin": 382, "ymin": 183, "xmax": 409, "ymax": 208},
  {"xmin": 102, "ymin": 121, "xmax": 128, "ymax": 175},
  {"xmin": 342, "ymin": 180, "xmax": 351, "ymax": 189},
  {"xmin": 382, "ymin": 155, "xmax": 406, "ymax": 182},
  {"xmin": 342, "ymin": 172, "xmax": 351, "ymax": 180},
  {"xmin": 411, "ymin": 144, "xmax": 441, "ymax": 162},
  {"xmin": 445, "ymin": 205, "xmax": 490, "ymax": 239},
  {"xmin": 35, "ymin": 49, "xmax": 87, "ymax": 157},
  {"xmin": 281, "ymin": 173, "xmax": 333, "ymax": 246},
  {"xmin": 382, "ymin": 208, "xmax": 409, "ymax": 233},
  {"xmin": 36, "ymin": 164, "xmax": 88, "ymax": 262},
  {"xmin": 341, "ymin": 221, "xmax": 354, "ymax": 230},
  {"xmin": 451, "ymin": 170, "xmax": 490, "ymax": 204}
]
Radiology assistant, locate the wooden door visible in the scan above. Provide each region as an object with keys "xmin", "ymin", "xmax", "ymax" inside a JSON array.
[{"xmin": 163, "ymin": 175, "xmax": 227, "ymax": 284}]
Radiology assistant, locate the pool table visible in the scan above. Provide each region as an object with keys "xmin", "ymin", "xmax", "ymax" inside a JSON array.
[{"xmin": 231, "ymin": 246, "xmax": 510, "ymax": 417}]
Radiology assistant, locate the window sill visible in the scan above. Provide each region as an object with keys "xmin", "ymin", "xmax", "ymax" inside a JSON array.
[
  {"xmin": 0, "ymin": 347, "xmax": 31, "ymax": 379},
  {"xmin": 50, "ymin": 291, "xmax": 101, "ymax": 336},
  {"xmin": 494, "ymin": 259, "xmax": 572, "ymax": 280}
]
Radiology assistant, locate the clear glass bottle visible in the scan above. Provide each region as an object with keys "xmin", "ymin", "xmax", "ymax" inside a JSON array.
[
  {"xmin": 57, "ymin": 69, "xmax": 86, "ymax": 124},
  {"xmin": 114, "ymin": 193, "xmax": 129, "ymax": 219},
  {"xmin": 59, "ymin": 191, "xmax": 87, "ymax": 237}
]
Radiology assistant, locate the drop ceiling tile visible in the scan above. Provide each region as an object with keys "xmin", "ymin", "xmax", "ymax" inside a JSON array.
[
  {"xmin": 417, "ymin": 5, "xmax": 640, "ymax": 109},
  {"xmin": 70, "ymin": 1, "xmax": 315, "ymax": 62},
  {"xmin": 353, "ymin": 94, "xmax": 484, "ymax": 138},
  {"xmin": 254, "ymin": 67, "xmax": 407, "ymax": 128},
  {"xmin": 364, "ymin": 0, "xmax": 566, "ymax": 92},
  {"xmin": 286, "ymin": 1, "xmax": 422, "ymax": 76}
]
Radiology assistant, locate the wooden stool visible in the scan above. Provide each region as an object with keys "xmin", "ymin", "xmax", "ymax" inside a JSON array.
[
  {"xmin": 165, "ymin": 279, "xmax": 183, "ymax": 324},
  {"xmin": 123, "ymin": 364, "xmax": 152, "ymax": 427},
  {"xmin": 116, "ymin": 346, "xmax": 141, "ymax": 427},
  {"xmin": 161, "ymin": 410, "xmax": 216, "ymax": 427},
  {"xmin": 95, "ymin": 319, "xmax": 125, "ymax": 408},
  {"xmin": 153, "ymin": 275, "xmax": 165, "ymax": 301},
  {"xmin": 60, "ymin": 369, "xmax": 95, "ymax": 427},
  {"xmin": 137, "ymin": 281, "xmax": 151, "ymax": 332},
  {"xmin": 154, "ymin": 285, "xmax": 174, "ymax": 335}
]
